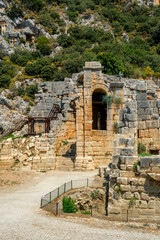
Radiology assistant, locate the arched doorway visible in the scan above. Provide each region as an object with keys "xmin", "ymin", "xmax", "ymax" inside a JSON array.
[{"xmin": 92, "ymin": 90, "xmax": 107, "ymax": 130}]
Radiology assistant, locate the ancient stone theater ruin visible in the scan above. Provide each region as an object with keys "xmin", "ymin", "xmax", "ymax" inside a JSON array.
[
  {"xmin": 26, "ymin": 61, "xmax": 160, "ymax": 170},
  {"xmin": 0, "ymin": 61, "xmax": 160, "ymax": 220}
]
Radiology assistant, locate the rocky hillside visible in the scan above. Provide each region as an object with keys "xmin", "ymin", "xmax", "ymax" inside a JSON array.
[{"xmin": 1, "ymin": 0, "xmax": 160, "ymax": 134}]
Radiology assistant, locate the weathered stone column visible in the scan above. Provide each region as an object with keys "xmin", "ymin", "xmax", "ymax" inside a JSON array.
[{"xmin": 75, "ymin": 62, "xmax": 104, "ymax": 169}]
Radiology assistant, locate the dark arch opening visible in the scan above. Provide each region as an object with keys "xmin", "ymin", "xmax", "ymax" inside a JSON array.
[{"xmin": 92, "ymin": 90, "xmax": 107, "ymax": 130}]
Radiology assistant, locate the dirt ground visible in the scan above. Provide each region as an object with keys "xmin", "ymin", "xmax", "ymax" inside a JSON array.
[
  {"xmin": 0, "ymin": 170, "xmax": 160, "ymax": 240},
  {"xmin": 0, "ymin": 169, "xmax": 40, "ymax": 188}
]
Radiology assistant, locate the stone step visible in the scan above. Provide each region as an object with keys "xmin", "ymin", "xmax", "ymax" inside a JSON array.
[
  {"xmin": 114, "ymin": 137, "xmax": 135, "ymax": 148},
  {"xmin": 113, "ymin": 147, "xmax": 135, "ymax": 156},
  {"xmin": 56, "ymin": 156, "xmax": 75, "ymax": 170},
  {"xmin": 120, "ymin": 171, "xmax": 135, "ymax": 178},
  {"xmin": 57, "ymin": 139, "xmax": 76, "ymax": 156}
]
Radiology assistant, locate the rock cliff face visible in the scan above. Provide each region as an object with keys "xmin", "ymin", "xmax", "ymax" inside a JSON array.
[{"xmin": 0, "ymin": 90, "xmax": 29, "ymax": 135}]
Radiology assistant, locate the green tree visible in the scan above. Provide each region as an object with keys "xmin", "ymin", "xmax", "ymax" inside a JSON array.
[
  {"xmin": 21, "ymin": 0, "xmax": 44, "ymax": 12},
  {"xmin": 0, "ymin": 75, "xmax": 11, "ymax": 88},
  {"xmin": 7, "ymin": 4, "xmax": 23, "ymax": 19},
  {"xmin": 38, "ymin": 44, "xmax": 52, "ymax": 55},
  {"xmin": 26, "ymin": 84, "xmax": 38, "ymax": 99},
  {"xmin": 36, "ymin": 36, "xmax": 51, "ymax": 55},
  {"xmin": 152, "ymin": 24, "xmax": 160, "ymax": 44},
  {"xmin": 36, "ymin": 36, "xmax": 50, "ymax": 48},
  {"xmin": 98, "ymin": 53, "xmax": 125, "ymax": 75},
  {"xmin": 41, "ymin": 65, "xmax": 57, "ymax": 80}
]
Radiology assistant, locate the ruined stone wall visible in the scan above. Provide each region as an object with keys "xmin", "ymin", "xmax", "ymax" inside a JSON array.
[
  {"xmin": 109, "ymin": 175, "xmax": 160, "ymax": 221},
  {"xmin": 108, "ymin": 155, "xmax": 160, "ymax": 221},
  {"xmin": 0, "ymin": 135, "xmax": 55, "ymax": 171}
]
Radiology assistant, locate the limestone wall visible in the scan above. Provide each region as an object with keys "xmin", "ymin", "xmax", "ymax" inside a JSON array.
[
  {"xmin": 0, "ymin": 135, "xmax": 55, "ymax": 171},
  {"xmin": 109, "ymin": 175, "xmax": 160, "ymax": 221}
]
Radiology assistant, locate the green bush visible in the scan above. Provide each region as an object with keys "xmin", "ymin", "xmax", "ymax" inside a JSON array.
[
  {"xmin": 17, "ymin": 86, "xmax": 25, "ymax": 97},
  {"xmin": 11, "ymin": 49, "xmax": 33, "ymax": 66},
  {"xmin": 26, "ymin": 84, "xmax": 38, "ymax": 99},
  {"xmin": 102, "ymin": 94, "xmax": 114, "ymax": 105},
  {"xmin": 21, "ymin": 0, "xmax": 44, "ymax": 12},
  {"xmin": 36, "ymin": 36, "xmax": 52, "ymax": 55},
  {"xmin": 25, "ymin": 57, "xmax": 53, "ymax": 76},
  {"xmin": 32, "ymin": 50, "xmax": 41, "ymax": 59},
  {"xmin": 7, "ymin": 4, "xmax": 23, "ymax": 19},
  {"xmin": 17, "ymin": 84, "xmax": 38, "ymax": 100},
  {"xmin": 38, "ymin": 13, "xmax": 58, "ymax": 34},
  {"xmin": 113, "ymin": 122, "xmax": 118, "ymax": 133},
  {"xmin": 41, "ymin": 65, "xmax": 57, "ymax": 80},
  {"xmin": 114, "ymin": 97, "xmax": 122, "ymax": 105},
  {"xmin": 25, "ymin": 63, "xmax": 42, "ymax": 76},
  {"xmin": 0, "ymin": 75, "xmax": 11, "ymax": 88},
  {"xmin": 62, "ymin": 196, "xmax": 77, "ymax": 213},
  {"xmin": 36, "ymin": 36, "xmax": 50, "ymax": 48},
  {"xmin": 138, "ymin": 143, "xmax": 146, "ymax": 154},
  {"xmin": 90, "ymin": 190, "xmax": 99, "ymax": 199},
  {"xmin": 97, "ymin": 53, "xmax": 125, "ymax": 75},
  {"xmin": 38, "ymin": 44, "xmax": 52, "ymax": 56},
  {"xmin": 133, "ymin": 161, "xmax": 140, "ymax": 172}
]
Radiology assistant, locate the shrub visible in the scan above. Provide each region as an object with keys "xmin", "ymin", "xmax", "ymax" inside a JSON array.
[
  {"xmin": 114, "ymin": 97, "xmax": 122, "ymax": 105},
  {"xmin": 53, "ymin": 70, "xmax": 69, "ymax": 81},
  {"xmin": 36, "ymin": 36, "xmax": 50, "ymax": 48},
  {"xmin": 129, "ymin": 197, "xmax": 136, "ymax": 205},
  {"xmin": 113, "ymin": 122, "xmax": 118, "ymax": 133},
  {"xmin": 90, "ymin": 190, "xmax": 99, "ymax": 199},
  {"xmin": 97, "ymin": 53, "xmax": 125, "ymax": 75},
  {"xmin": 32, "ymin": 50, "xmax": 41, "ymax": 59},
  {"xmin": 23, "ymin": 95, "xmax": 32, "ymax": 102},
  {"xmin": 62, "ymin": 196, "xmax": 77, "ymax": 213},
  {"xmin": 39, "ymin": 13, "xmax": 53, "ymax": 27},
  {"xmin": 20, "ymin": 38, "xmax": 26, "ymax": 44},
  {"xmin": 15, "ymin": 56, "xmax": 29, "ymax": 67},
  {"xmin": 82, "ymin": 210, "xmax": 91, "ymax": 215},
  {"xmin": 25, "ymin": 63, "xmax": 42, "ymax": 76},
  {"xmin": 138, "ymin": 143, "xmax": 146, "ymax": 154},
  {"xmin": 38, "ymin": 44, "xmax": 52, "ymax": 56},
  {"xmin": 133, "ymin": 161, "xmax": 140, "ymax": 172},
  {"xmin": 7, "ymin": 4, "xmax": 23, "ymax": 19},
  {"xmin": 11, "ymin": 49, "xmax": 33, "ymax": 66},
  {"xmin": 144, "ymin": 66, "xmax": 154, "ymax": 78},
  {"xmin": 0, "ymin": 75, "xmax": 11, "ymax": 88},
  {"xmin": 62, "ymin": 140, "xmax": 68, "ymax": 145},
  {"xmin": 21, "ymin": 0, "xmax": 44, "ymax": 12},
  {"xmin": 17, "ymin": 86, "xmax": 25, "ymax": 96},
  {"xmin": 41, "ymin": 65, "xmax": 57, "ymax": 80},
  {"xmin": 26, "ymin": 84, "xmax": 38, "ymax": 99},
  {"xmin": 102, "ymin": 94, "xmax": 114, "ymax": 105}
]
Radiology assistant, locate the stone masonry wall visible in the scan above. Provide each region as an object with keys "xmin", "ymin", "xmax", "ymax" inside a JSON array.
[{"xmin": 0, "ymin": 135, "xmax": 55, "ymax": 171}]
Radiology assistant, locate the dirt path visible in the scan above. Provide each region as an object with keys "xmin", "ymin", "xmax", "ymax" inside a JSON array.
[{"xmin": 0, "ymin": 170, "xmax": 160, "ymax": 240}]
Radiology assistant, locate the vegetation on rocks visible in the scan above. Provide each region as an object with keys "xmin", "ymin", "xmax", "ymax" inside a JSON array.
[{"xmin": 2, "ymin": 0, "xmax": 160, "ymax": 94}]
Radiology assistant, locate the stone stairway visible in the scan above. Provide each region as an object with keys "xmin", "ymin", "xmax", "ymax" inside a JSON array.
[{"xmin": 56, "ymin": 138, "xmax": 76, "ymax": 170}]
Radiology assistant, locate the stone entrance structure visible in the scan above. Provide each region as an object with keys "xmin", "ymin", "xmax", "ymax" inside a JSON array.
[
  {"xmin": 30, "ymin": 61, "xmax": 125, "ymax": 170},
  {"xmin": 75, "ymin": 62, "xmax": 114, "ymax": 169},
  {"xmin": 25, "ymin": 61, "xmax": 160, "ymax": 171}
]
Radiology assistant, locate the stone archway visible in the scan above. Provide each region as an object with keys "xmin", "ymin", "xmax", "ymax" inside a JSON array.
[{"xmin": 92, "ymin": 89, "xmax": 107, "ymax": 130}]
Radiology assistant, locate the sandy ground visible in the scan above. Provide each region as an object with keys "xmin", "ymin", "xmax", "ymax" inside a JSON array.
[{"xmin": 0, "ymin": 170, "xmax": 160, "ymax": 240}]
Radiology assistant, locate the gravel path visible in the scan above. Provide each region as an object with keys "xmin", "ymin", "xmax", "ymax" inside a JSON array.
[{"xmin": 0, "ymin": 170, "xmax": 159, "ymax": 240}]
